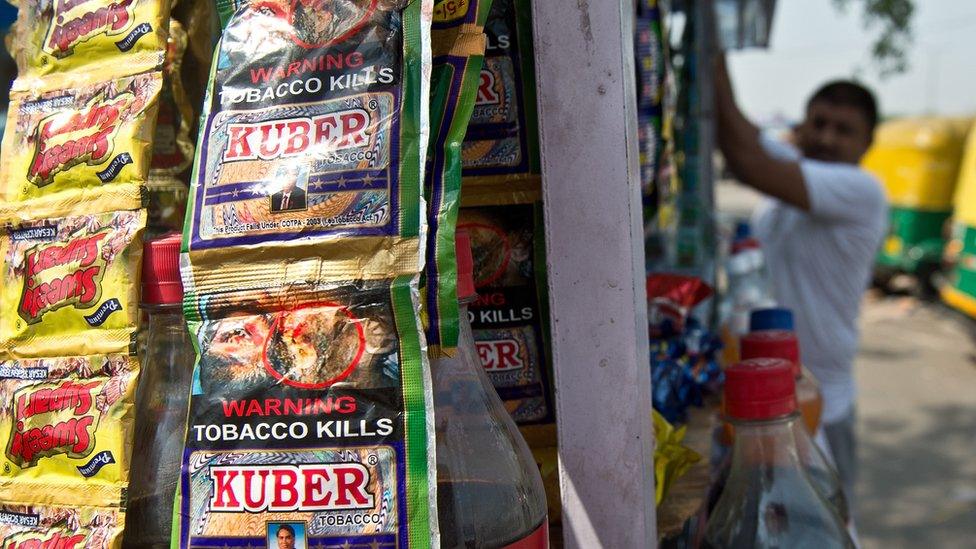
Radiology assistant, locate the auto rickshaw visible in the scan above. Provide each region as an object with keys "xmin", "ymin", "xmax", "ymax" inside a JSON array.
[
  {"xmin": 942, "ymin": 119, "xmax": 976, "ymax": 318},
  {"xmin": 862, "ymin": 117, "xmax": 971, "ymax": 290}
]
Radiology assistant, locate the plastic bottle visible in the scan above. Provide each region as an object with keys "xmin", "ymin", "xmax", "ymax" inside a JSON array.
[
  {"xmin": 704, "ymin": 359, "xmax": 853, "ymax": 549},
  {"xmin": 720, "ymin": 229, "xmax": 774, "ymax": 365},
  {"xmin": 123, "ymin": 233, "xmax": 195, "ymax": 548},
  {"xmin": 739, "ymin": 330, "xmax": 849, "ymax": 524},
  {"xmin": 432, "ymin": 231, "xmax": 549, "ymax": 548}
]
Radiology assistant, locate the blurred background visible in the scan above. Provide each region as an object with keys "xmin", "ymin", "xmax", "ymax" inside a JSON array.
[{"xmin": 717, "ymin": 1, "xmax": 976, "ymax": 547}]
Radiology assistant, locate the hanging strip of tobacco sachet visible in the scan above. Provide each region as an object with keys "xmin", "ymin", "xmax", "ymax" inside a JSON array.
[
  {"xmin": 423, "ymin": 0, "xmax": 492, "ymax": 351},
  {"xmin": 175, "ymin": 2, "xmax": 437, "ymax": 547}
]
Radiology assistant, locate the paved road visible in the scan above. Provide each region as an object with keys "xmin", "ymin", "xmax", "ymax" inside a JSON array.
[
  {"xmin": 717, "ymin": 180, "xmax": 976, "ymax": 547},
  {"xmin": 856, "ymin": 296, "xmax": 976, "ymax": 548}
]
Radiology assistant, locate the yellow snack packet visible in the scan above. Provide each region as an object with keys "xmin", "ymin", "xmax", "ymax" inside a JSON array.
[
  {"xmin": 653, "ymin": 409, "xmax": 701, "ymax": 505},
  {"xmin": 8, "ymin": 0, "xmax": 171, "ymax": 89},
  {"xmin": 0, "ymin": 354, "xmax": 138, "ymax": 548},
  {"xmin": 0, "ymin": 205, "xmax": 146, "ymax": 359},
  {"xmin": 0, "ymin": 72, "xmax": 162, "ymax": 206}
]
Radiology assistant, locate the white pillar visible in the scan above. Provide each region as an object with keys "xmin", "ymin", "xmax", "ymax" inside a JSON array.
[{"xmin": 530, "ymin": 0, "xmax": 656, "ymax": 546}]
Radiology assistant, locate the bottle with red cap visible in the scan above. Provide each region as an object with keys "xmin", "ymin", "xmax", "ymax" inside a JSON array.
[
  {"xmin": 432, "ymin": 231, "xmax": 549, "ymax": 548},
  {"xmin": 124, "ymin": 233, "xmax": 195, "ymax": 548},
  {"xmin": 740, "ymin": 330, "xmax": 822, "ymax": 434},
  {"xmin": 704, "ymin": 359, "xmax": 853, "ymax": 548},
  {"xmin": 739, "ymin": 330, "xmax": 849, "ymax": 525}
]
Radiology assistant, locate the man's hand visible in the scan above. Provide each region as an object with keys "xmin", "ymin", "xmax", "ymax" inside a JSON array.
[{"xmin": 713, "ymin": 54, "xmax": 811, "ymax": 211}]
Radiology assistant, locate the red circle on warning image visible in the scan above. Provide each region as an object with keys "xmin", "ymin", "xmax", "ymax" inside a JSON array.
[
  {"xmin": 262, "ymin": 301, "xmax": 367, "ymax": 389},
  {"xmin": 458, "ymin": 222, "xmax": 512, "ymax": 288},
  {"xmin": 288, "ymin": 0, "xmax": 378, "ymax": 49}
]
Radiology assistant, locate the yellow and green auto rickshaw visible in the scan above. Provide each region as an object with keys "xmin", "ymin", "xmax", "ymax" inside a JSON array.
[
  {"xmin": 862, "ymin": 117, "xmax": 971, "ymax": 290},
  {"xmin": 942, "ymin": 119, "xmax": 976, "ymax": 318}
]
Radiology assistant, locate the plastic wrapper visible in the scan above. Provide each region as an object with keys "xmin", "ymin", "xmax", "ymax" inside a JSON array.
[
  {"xmin": 8, "ymin": 0, "xmax": 171, "ymax": 89},
  {"xmin": 0, "ymin": 72, "xmax": 162, "ymax": 206},
  {"xmin": 460, "ymin": 0, "xmax": 538, "ymax": 184},
  {"xmin": 184, "ymin": 0, "xmax": 429, "ymax": 278},
  {"xmin": 176, "ymin": 279, "xmax": 433, "ymax": 547},
  {"xmin": 650, "ymin": 318, "xmax": 724, "ymax": 424},
  {"xmin": 653, "ymin": 409, "xmax": 701, "ymax": 505},
  {"xmin": 458, "ymin": 196, "xmax": 552, "ymax": 425},
  {"xmin": 424, "ymin": 19, "xmax": 487, "ymax": 350},
  {"xmin": 646, "ymin": 273, "xmax": 713, "ymax": 336},
  {"xmin": 176, "ymin": 1, "xmax": 436, "ymax": 547},
  {"xmin": 0, "ymin": 202, "xmax": 146, "ymax": 359},
  {"xmin": 0, "ymin": 354, "xmax": 139, "ymax": 549}
]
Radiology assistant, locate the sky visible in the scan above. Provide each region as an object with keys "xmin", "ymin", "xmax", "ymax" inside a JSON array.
[{"xmin": 728, "ymin": 0, "xmax": 976, "ymax": 123}]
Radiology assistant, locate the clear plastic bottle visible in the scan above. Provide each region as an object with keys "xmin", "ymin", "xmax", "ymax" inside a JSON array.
[
  {"xmin": 739, "ymin": 330, "xmax": 849, "ymax": 524},
  {"xmin": 124, "ymin": 233, "xmax": 195, "ymax": 548},
  {"xmin": 432, "ymin": 231, "xmax": 549, "ymax": 548},
  {"xmin": 720, "ymin": 233, "xmax": 775, "ymax": 366},
  {"xmin": 705, "ymin": 358, "xmax": 853, "ymax": 549}
]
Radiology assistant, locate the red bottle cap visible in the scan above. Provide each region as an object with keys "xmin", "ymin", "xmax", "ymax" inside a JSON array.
[
  {"xmin": 740, "ymin": 330, "xmax": 801, "ymax": 378},
  {"xmin": 456, "ymin": 230, "xmax": 477, "ymax": 301},
  {"xmin": 142, "ymin": 232, "xmax": 183, "ymax": 306},
  {"xmin": 731, "ymin": 237, "xmax": 761, "ymax": 254},
  {"xmin": 724, "ymin": 358, "xmax": 797, "ymax": 420}
]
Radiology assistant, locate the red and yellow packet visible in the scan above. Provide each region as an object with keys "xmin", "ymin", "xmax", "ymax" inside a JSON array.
[
  {"xmin": 8, "ymin": 0, "xmax": 171, "ymax": 90},
  {"xmin": 0, "ymin": 354, "xmax": 138, "ymax": 549},
  {"xmin": 0, "ymin": 72, "xmax": 161, "ymax": 206},
  {"xmin": 0, "ymin": 202, "xmax": 146, "ymax": 359}
]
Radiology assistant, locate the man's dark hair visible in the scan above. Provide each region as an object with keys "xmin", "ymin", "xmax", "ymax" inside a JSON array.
[
  {"xmin": 276, "ymin": 524, "xmax": 296, "ymax": 537},
  {"xmin": 807, "ymin": 80, "xmax": 879, "ymax": 133}
]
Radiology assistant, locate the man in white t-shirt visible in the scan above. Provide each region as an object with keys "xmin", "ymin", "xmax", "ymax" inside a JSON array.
[{"xmin": 714, "ymin": 56, "xmax": 888, "ymax": 510}]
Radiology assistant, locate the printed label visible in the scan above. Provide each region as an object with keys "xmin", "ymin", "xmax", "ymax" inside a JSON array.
[
  {"xmin": 14, "ymin": 0, "xmax": 167, "ymax": 82},
  {"xmin": 1, "ymin": 210, "xmax": 144, "ymax": 355},
  {"xmin": 460, "ymin": 205, "xmax": 552, "ymax": 424},
  {"xmin": 83, "ymin": 298, "xmax": 122, "ymax": 327},
  {"xmin": 28, "ymin": 93, "xmax": 134, "ymax": 188},
  {"xmin": 95, "ymin": 153, "xmax": 133, "ymax": 182},
  {"xmin": 461, "ymin": 0, "xmax": 534, "ymax": 177},
  {"xmin": 188, "ymin": 3, "xmax": 407, "ymax": 250},
  {"xmin": 186, "ymin": 448, "xmax": 398, "ymax": 544},
  {"xmin": 115, "ymin": 22, "xmax": 152, "ymax": 52},
  {"xmin": 3, "ymin": 528, "xmax": 90, "ymax": 549},
  {"xmin": 18, "ymin": 231, "xmax": 110, "ymax": 325},
  {"xmin": 0, "ymin": 511, "xmax": 39, "ymax": 528},
  {"xmin": 76, "ymin": 450, "xmax": 115, "ymax": 477},
  {"xmin": 43, "ymin": 0, "xmax": 137, "ymax": 58},
  {"xmin": 179, "ymin": 282, "xmax": 419, "ymax": 547},
  {"xmin": 6, "ymin": 380, "xmax": 104, "ymax": 467},
  {"xmin": 0, "ymin": 355, "xmax": 137, "ymax": 487},
  {"xmin": 2, "ymin": 72, "xmax": 161, "ymax": 203},
  {"xmin": 0, "ymin": 504, "xmax": 121, "ymax": 549},
  {"xmin": 433, "ymin": 0, "xmax": 470, "ymax": 23}
]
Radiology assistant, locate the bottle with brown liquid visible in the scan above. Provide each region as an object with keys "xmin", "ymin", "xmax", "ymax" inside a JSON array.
[
  {"xmin": 124, "ymin": 234, "xmax": 195, "ymax": 548},
  {"xmin": 431, "ymin": 231, "xmax": 549, "ymax": 548}
]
